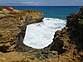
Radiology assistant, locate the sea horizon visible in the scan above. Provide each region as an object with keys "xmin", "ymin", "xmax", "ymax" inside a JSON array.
[
  {"xmin": 12, "ymin": 6, "xmax": 80, "ymax": 19},
  {"xmin": 0, "ymin": 0, "xmax": 83, "ymax": 61}
]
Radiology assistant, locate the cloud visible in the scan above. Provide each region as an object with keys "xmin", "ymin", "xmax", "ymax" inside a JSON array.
[
  {"xmin": 14, "ymin": 2, "xmax": 42, "ymax": 5},
  {"xmin": 0, "ymin": 2, "xmax": 45, "ymax": 6},
  {"xmin": 0, "ymin": 0, "xmax": 82, "ymax": 6}
]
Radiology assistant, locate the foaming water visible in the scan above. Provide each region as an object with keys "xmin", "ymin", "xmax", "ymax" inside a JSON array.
[{"xmin": 23, "ymin": 18, "xmax": 66, "ymax": 49}]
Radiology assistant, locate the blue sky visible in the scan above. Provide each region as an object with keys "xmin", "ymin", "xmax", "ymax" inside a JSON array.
[{"xmin": 0, "ymin": 0, "xmax": 83, "ymax": 6}]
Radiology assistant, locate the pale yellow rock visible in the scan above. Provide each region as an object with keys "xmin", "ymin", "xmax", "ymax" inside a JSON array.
[
  {"xmin": 13, "ymin": 9, "xmax": 20, "ymax": 12},
  {"xmin": 3, "ymin": 9, "xmax": 10, "ymax": 13},
  {"xmin": 0, "ymin": 14, "xmax": 6, "ymax": 17}
]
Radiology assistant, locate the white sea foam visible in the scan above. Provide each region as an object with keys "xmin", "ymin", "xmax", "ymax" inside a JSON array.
[{"xmin": 23, "ymin": 18, "xmax": 66, "ymax": 49}]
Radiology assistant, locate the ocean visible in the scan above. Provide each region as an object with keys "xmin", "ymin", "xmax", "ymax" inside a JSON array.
[
  {"xmin": 13, "ymin": 6, "xmax": 80, "ymax": 49},
  {"xmin": 13, "ymin": 6, "xmax": 79, "ymax": 19}
]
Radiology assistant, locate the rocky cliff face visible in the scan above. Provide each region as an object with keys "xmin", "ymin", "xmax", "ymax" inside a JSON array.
[
  {"xmin": 0, "ymin": 6, "xmax": 43, "ymax": 52},
  {"xmin": 48, "ymin": 7, "xmax": 83, "ymax": 62},
  {"xmin": 0, "ymin": 6, "xmax": 83, "ymax": 62}
]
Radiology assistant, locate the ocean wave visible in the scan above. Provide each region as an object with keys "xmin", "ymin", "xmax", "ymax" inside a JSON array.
[{"xmin": 23, "ymin": 18, "xmax": 66, "ymax": 49}]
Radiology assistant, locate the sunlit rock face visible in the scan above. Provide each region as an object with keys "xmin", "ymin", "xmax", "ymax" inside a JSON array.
[{"xmin": 23, "ymin": 18, "xmax": 66, "ymax": 49}]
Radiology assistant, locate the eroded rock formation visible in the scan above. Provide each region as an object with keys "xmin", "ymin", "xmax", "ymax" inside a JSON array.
[
  {"xmin": 48, "ymin": 7, "xmax": 83, "ymax": 62},
  {"xmin": 0, "ymin": 6, "xmax": 83, "ymax": 62},
  {"xmin": 0, "ymin": 6, "xmax": 43, "ymax": 52}
]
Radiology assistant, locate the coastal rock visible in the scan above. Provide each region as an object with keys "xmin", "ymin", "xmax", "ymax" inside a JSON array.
[
  {"xmin": 48, "ymin": 28, "xmax": 69, "ymax": 54},
  {"xmin": 0, "ymin": 52, "xmax": 40, "ymax": 62},
  {"xmin": 46, "ymin": 6, "xmax": 83, "ymax": 62},
  {"xmin": 0, "ymin": 6, "xmax": 83, "ymax": 62},
  {"xmin": 0, "ymin": 6, "xmax": 43, "ymax": 52}
]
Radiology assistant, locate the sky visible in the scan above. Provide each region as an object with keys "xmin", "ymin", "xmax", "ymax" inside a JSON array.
[{"xmin": 0, "ymin": 0, "xmax": 83, "ymax": 6}]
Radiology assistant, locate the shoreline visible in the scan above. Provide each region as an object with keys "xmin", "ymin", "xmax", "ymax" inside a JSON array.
[{"xmin": 0, "ymin": 6, "xmax": 82, "ymax": 62}]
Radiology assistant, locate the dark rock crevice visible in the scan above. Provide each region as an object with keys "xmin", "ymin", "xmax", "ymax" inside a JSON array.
[{"xmin": 0, "ymin": 46, "xmax": 10, "ymax": 52}]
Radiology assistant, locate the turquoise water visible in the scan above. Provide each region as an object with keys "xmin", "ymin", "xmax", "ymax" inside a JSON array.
[{"xmin": 13, "ymin": 6, "xmax": 79, "ymax": 19}]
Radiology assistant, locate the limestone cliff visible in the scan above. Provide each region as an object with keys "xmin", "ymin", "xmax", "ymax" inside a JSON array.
[
  {"xmin": 0, "ymin": 6, "xmax": 43, "ymax": 52},
  {"xmin": 0, "ymin": 6, "xmax": 83, "ymax": 62}
]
